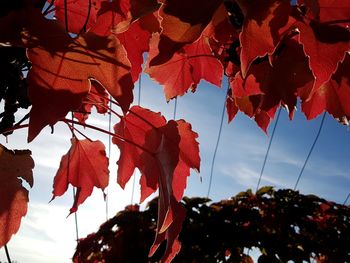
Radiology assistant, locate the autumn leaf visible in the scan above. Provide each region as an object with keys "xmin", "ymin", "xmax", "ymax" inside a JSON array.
[
  {"xmin": 0, "ymin": 144, "xmax": 34, "ymax": 247},
  {"xmin": 205, "ymin": 4, "xmax": 240, "ymax": 65},
  {"xmin": 229, "ymin": 38, "xmax": 314, "ymax": 130},
  {"xmin": 113, "ymin": 107, "xmax": 166, "ymax": 199},
  {"xmin": 295, "ymin": 18, "xmax": 349, "ymax": 92},
  {"xmin": 52, "ymin": 138, "xmax": 109, "ymax": 214},
  {"xmin": 236, "ymin": 0, "xmax": 294, "ymax": 77},
  {"xmin": 298, "ymin": 0, "xmax": 350, "ymax": 23},
  {"xmin": 149, "ymin": 200, "xmax": 186, "ymax": 263},
  {"xmin": 146, "ymin": 34, "xmax": 223, "ymax": 100},
  {"xmin": 226, "ymin": 88, "xmax": 239, "ymax": 123},
  {"xmin": 92, "ymin": 2, "xmax": 159, "ymax": 82},
  {"xmin": 113, "ymin": 105, "xmax": 200, "ymax": 262},
  {"xmin": 53, "ymin": 0, "xmax": 101, "ymax": 34},
  {"xmin": 301, "ymin": 53, "xmax": 350, "ymax": 120},
  {"xmin": 73, "ymin": 81, "xmax": 109, "ymax": 124},
  {"xmin": 26, "ymin": 11, "xmax": 133, "ymax": 142},
  {"xmin": 117, "ymin": 14, "xmax": 159, "ymax": 82},
  {"xmin": 150, "ymin": 0, "xmax": 223, "ymax": 66}
]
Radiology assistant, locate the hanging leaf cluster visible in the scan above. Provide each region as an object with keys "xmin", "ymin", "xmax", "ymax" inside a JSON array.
[{"xmin": 0, "ymin": 0, "xmax": 349, "ymax": 261}]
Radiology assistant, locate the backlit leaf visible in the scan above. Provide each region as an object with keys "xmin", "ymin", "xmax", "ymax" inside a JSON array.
[
  {"xmin": 0, "ymin": 144, "xmax": 34, "ymax": 247},
  {"xmin": 113, "ymin": 105, "xmax": 200, "ymax": 262},
  {"xmin": 26, "ymin": 11, "xmax": 133, "ymax": 141},
  {"xmin": 146, "ymin": 34, "xmax": 223, "ymax": 101},
  {"xmin": 52, "ymin": 138, "xmax": 109, "ymax": 214}
]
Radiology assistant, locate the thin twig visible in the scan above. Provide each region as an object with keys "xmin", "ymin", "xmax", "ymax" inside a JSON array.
[
  {"xmin": 0, "ymin": 124, "xmax": 29, "ymax": 135},
  {"xmin": 62, "ymin": 118, "xmax": 154, "ymax": 155}
]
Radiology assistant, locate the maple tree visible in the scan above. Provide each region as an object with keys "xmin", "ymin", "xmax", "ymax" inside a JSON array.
[{"xmin": 0, "ymin": 0, "xmax": 349, "ymax": 262}]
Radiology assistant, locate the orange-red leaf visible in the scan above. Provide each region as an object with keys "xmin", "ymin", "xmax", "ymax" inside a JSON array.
[
  {"xmin": 237, "ymin": 0, "xmax": 293, "ymax": 77},
  {"xmin": 113, "ymin": 107, "xmax": 166, "ymax": 199},
  {"xmin": 146, "ymin": 34, "xmax": 223, "ymax": 100},
  {"xmin": 73, "ymin": 81, "xmax": 109, "ymax": 124},
  {"xmin": 113, "ymin": 105, "xmax": 200, "ymax": 261},
  {"xmin": 298, "ymin": 0, "xmax": 350, "ymax": 22},
  {"xmin": 53, "ymin": 0, "xmax": 101, "ymax": 34},
  {"xmin": 93, "ymin": 2, "xmax": 159, "ymax": 82},
  {"xmin": 301, "ymin": 53, "xmax": 350, "ymax": 119},
  {"xmin": 26, "ymin": 12, "xmax": 133, "ymax": 141},
  {"xmin": 150, "ymin": 0, "xmax": 223, "ymax": 66},
  {"xmin": 229, "ymin": 39, "xmax": 314, "ymax": 130},
  {"xmin": 296, "ymin": 19, "xmax": 349, "ymax": 91},
  {"xmin": 0, "ymin": 144, "xmax": 34, "ymax": 247},
  {"xmin": 117, "ymin": 14, "xmax": 159, "ymax": 82},
  {"xmin": 52, "ymin": 138, "xmax": 109, "ymax": 214}
]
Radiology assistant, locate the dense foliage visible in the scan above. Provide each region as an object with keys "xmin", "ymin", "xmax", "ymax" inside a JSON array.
[
  {"xmin": 73, "ymin": 188, "xmax": 350, "ymax": 263},
  {"xmin": 0, "ymin": 0, "xmax": 349, "ymax": 262}
]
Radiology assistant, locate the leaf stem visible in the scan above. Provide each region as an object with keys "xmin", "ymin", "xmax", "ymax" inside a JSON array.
[
  {"xmin": 62, "ymin": 118, "xmax": 154, "ymax": 155},
  {"xmin": 67, "ymin": 122, "xmax": 93, "ymax": 142},
  {"xmin": 0, "ymin": 124, "xmax": 29, "ymax": 135},
  {"xmin": 89, "ymin": 92, "xmax": 160, "ymax": 130}
]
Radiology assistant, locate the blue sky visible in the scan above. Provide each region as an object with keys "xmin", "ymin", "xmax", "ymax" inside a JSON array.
[{"xmin": 1, "ymin": 75, "xmax": 350, "ymax": 262}]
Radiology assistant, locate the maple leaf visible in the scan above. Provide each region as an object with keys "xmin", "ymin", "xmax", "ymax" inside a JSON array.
[
  {"xmin": 226, "ymin": 88, "xmax": 239, "ymax": 123},
  {"xmin": 53, "ymin": 0, "xmax": 101, "ymax": 34},
  {"xmin": 92, "ymin": 2, "xmax": 159, "ymax": 82},
  {"xmin": 113, "ymin": 107, "xmax": 166, "ymax": 199},
  {"xmin": 145, "ymin": 34, "xmax": 223, "ymax": 100},
  {"xmin": 73, "ymin": 81, "xmax": 109, "ymax": 124},
  {"xmin": 117, "ymin": 14, "xmax": 159, "ymax": 82},
  {"xmin": 236, "ymin": 0, "xmax": 294, "ymax": 77},
  {"xmin": 52, "ymin": 138, "xmax": 109, "ymax": 214},
  {"xmin": 0, "ymin": 144, "xmax": 34, "ymax": 247},
  {"xmin": 205, "ymin": 4, "xmax": 240, "ymax": 66},
  {"xmin": 26, "ymin": 11, "xmax": 133, "ymax": 142},
  {"xmin": 298, "ymin": 0, "xmax": 350, "ymax": 23},
  {"xmin": 150, "ymin": 0, "xmax": 223, "ymax": 66},
  {"xmin": 295, "ymin": 18, "xmax": 350, "ymax": 92},
  {"xmin": 113, "ymin": 105, "xmax": 200, "ymax": 261},
  {"xmin": 92, "ymin": 0, "xmax": 159, "ymax": 35},
  {"xmin": 229, "ymin": 38, "xmax": 314, "ymax": 130},
  {"xmin": 301, "ymin": 53, "xmax": 350, "ymax": 119}
]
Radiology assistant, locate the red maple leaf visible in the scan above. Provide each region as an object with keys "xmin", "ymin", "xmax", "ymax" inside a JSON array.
[
  {"xmin": 150, "ymin": 0, "xmax": 223, "ymax": 66},
  {"xmin": 73, "ymin": 81, "xmax": 109, "ymax": 123},
  {"xmin": 145, "ymin": 34, "xmax": 223, "ymax": 100},
  {"xmin": 52, "ymin": 138, "xmax": 109, "ymax": 214},
  {"xmin": 113, "ymin": 107, "xmax": 166, "ymax": 199},
  {"xmin": 228, "ymin": 38, "xmax": 314, "ymax": 131},
  {"xmin": 92, "ymin": 2, "xmax": 159, "ymax": 82},
  {"xmin": 26, "ymin": 11, "xmax": 133, "ymax": 142},
  {"xmin": 113, "ymin": 105, "xmax": 200, "ymax": 262},
  {"xmin": 52, "ymin": 0, "xmax": 102, "ymax": 34},
  {"xmin": 301, "ymin": 53, "xmax": 350, "ymax": 120},
  {"xmin": 117, "ymin": 14, "xmax": 159, "ymax": 82},
  {"xmin": 236, "ymin": 0, "xmax": 294, "ymax": 77},
  {"xmin": 295, "ymin": 18, "xmax": 349, "ymax": 92},
  {"xmin": 0, "ymin": 144, "xmax": 34, "ymax": 247},
  {"xmin": 298, "ymin": 0, "xmax": 350, "ymax": 22}
]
